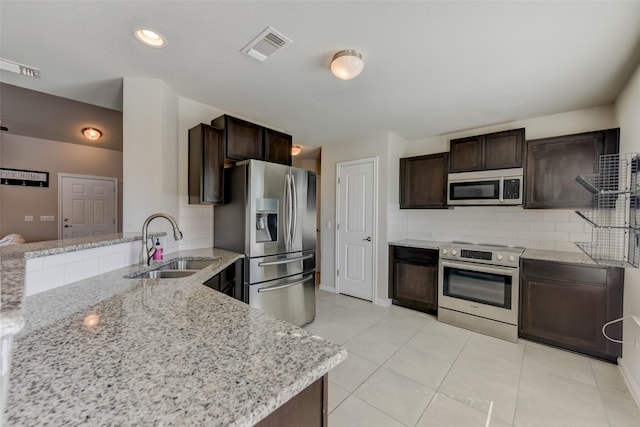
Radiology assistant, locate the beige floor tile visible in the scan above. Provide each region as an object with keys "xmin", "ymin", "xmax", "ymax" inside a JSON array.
[
  {"xmin": 329, "ymin": 395, "xmax": 405, "ymax": 427},
  {"xmin": 591, "ymin": 359, "xmax": 631, "ymax": 394},
  {"xmin": 600, "ymin": 387, "xmax": 640, "ymax": 427},
  {"xmin": 329, "ymin": 352, "xmax": 379, "ymax": 393},
  {"xmin": 465, "ymin": 333, "xmax": 525, "ymax": 364},
  {"xmin": 454, "ymin": 345, "xmax": 522, "ymax": 387},
  {"xmin": 315, "ymin": 290, "xmax": 637, "ymax": 426},
  {"xmin": 517, "ymin": 364, "xmax": 609, "ymax": 426},
  {"xmin": 384, "ymin": 346, "xmax": 452, "ymax": 390},
  {"xmin": 354, "ymin": 367, "xmax": 435, "ymax": 426},
  {"xmin": 522, "ymin": 341, "xmax": 596, "ymax": 386},
  {"xmin": 344, "ymin": 329, "xmax": 403, "ymax": 365},
  {"xmin": 406, "ymin": 328, "xmax": 468, "ymax": 364},
  {"xmin": 328, "ymin": 381, "xmax": 350, "ymax": 413},
  {"xmin": 439, "ymin": 364, "xmax": 518, "ymax": 424},
  {"xmin": 417, "ymin": 393, "xmax": 512, "ymax": 427}
]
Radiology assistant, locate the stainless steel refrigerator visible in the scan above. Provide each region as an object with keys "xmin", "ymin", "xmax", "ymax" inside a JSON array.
[{"xmin": 214, "ymin": 159, "xmax": 316, "ymax": 326}]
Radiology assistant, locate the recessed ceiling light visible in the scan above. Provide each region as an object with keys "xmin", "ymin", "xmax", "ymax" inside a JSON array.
[
  {"xmin": 134, "ymin": 28, "xmax": 166, "ymax": 48},
  {"xmin": 82, "ymin": 127, "xmax": 102, "ymax": 141}
]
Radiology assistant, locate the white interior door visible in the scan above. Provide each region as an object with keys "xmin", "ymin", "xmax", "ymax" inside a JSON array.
[
  {"xmin": 59, "ymin": 174, "xmax": 117, "ymax": 239},
  {"xmin": 336, "ymin": 158, "xmax": 376, "ymax": 301}
]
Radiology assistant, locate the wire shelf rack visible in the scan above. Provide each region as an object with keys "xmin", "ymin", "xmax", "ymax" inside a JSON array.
[{"xmin": 575, "ymin": 153, "xmax": 640, "ymax": 268}]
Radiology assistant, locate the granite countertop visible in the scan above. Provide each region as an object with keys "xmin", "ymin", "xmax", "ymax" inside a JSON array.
[
  {"xmin": 0, "ymin": 233, "xmax": 164, "ymax": 318},
  {"xmin": 5, "ymin": 248, "xmax": 347, "ymax": 426},
  {"xmin": 388, "ymin": 239, "xmax": 445, "ymax": 250},
  {"xmin": 521, "ymin": 248, "xmax": 598, "ymax": 265}
]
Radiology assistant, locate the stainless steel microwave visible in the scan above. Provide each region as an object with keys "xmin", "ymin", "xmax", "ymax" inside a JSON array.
[{"xmin": 447, "ymin": 168, "xmax": 524, "ymax": 206}]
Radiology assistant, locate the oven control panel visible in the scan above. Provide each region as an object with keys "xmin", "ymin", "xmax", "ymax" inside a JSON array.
[{"xmin": 440, "ymin": 245, "xmax": 523, "ymax": 267}]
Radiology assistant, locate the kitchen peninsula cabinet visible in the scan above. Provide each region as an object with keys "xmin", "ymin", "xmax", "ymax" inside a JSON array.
[
  {"xmin": 449, "ymin": 128, "xmax": 525, "ymax": 173},
  {"xmin": 389, "ymin": 245, "xmax": 438, "ymax": 314},
  {"xmin": 520, "ymin": 258, "xmax": 624, "ymax": 362},
  {"xmin": 525, "ymin": 128, "xmax": 619, "ymax": 208},
  {"xmin": 188, "ymin": 123, "xmax": 224, "ymax": 204},
  {"xmin": 204, "ymin": 258, "xmax": 244, "ymax": 301},
  {"xmin": 399, "ymin": 152, "xmax": 448, "ymax": 209},
  {"xmin": 256, "ymin": 375, "xmax": 327, "ymax": 427},
  {"xmin": 212, "ymin": 114, "xmax": 293, "ymax": 166}
]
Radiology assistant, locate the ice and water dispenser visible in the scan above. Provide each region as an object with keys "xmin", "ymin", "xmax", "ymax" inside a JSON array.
[{"xmin": 256, "ymin": 198, "xmax": 278, "ymax": 243}]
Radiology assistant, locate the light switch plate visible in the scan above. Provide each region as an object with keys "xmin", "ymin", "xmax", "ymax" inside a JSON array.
[
  {"xmin": 24, "ymin": 216, "xmax": 33, "ymax": 222},
  {"xmin": 40, "ymin": 215, "xmax": 55, "ymax": 221}
]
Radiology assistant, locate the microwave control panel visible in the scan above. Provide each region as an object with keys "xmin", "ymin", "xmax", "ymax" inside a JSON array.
[{"xmin": 503, "ymin": 179, "xmax": 520, "ymax": 200}]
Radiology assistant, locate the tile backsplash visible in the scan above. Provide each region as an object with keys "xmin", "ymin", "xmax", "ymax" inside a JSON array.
[{"xmin": 388, "ymin": 204, "xmax": 589, "ymax": 252}]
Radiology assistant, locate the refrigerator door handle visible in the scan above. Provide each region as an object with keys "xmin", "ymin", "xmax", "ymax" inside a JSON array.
[
  {"xmin": 258, "ymin": 253, "xmax": 314, "ymax": 266},
  {"xmin": 291, "ymin": 173, "xmax": 297, "ymax": 244},
  {"xmin": 257, "ymin": 274, "xmax": 315, "ymax": 293},
  {"xmin": 283, "ymin": 174, "xmax": 291, "ymax": 249}
]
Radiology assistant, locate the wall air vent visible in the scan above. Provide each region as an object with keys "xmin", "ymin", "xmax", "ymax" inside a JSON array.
[
  {"xmin": 0, "ymin": 58, "xmax": 40, "ymax": 79},
  {"xmin": 241, "ymin": 27, "xmax": 293, "ymax": 62}
]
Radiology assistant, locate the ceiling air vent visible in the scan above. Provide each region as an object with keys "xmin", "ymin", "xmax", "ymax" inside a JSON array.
[
  {"xmin": 0, "ymin": 58, "xmax": 40, "ymax": 79},
  {"xmin": 241, "ymin": 27, "xmax": 293, "ymax": 62}
]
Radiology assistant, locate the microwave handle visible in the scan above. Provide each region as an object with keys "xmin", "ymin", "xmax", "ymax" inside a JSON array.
[{"xmin": 499, "ymin": 177, "xmax": 504, "ymax": 203}]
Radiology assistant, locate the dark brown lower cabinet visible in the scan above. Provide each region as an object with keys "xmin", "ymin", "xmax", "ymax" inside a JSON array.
[
  {"xmin": 203, "ymin": 259, "xmax": 244, "ymax": 301},
  {"xmin": 255, "ymin": 375, "xmax": 327, "ymax": 427},
  {"xmin": 520, "ymin": 259, "xmax": 624, "ymax": 362},
  {"xmin": 389, "ymin": 245, "xmax": 438, "ymax": 314}
]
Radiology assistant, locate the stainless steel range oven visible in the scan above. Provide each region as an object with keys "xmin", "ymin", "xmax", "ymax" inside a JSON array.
[{"xmin": 438, "ymin": 242, "xmax": 524, "ymax": 342}]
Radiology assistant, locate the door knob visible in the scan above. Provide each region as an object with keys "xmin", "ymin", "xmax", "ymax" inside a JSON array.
[
  {"xmin": 64, "ymin": 225, "xmax": 72, "ymax": 228},
  {"xmin": 363, "ymin": 236, "xmax": 372, "ymax": 241}
]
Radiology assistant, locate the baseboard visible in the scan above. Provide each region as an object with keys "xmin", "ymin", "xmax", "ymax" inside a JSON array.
[
  {"xmin": 375, "ymin": 297, "xmax": 392, "ymax": 307},
  {"xmin": 618, "ymin": 357, "xmax": 640, "ymax": 408},
  {"xmin": 318, "ymin": 284, "xmax": 336, "ymax": 293}
]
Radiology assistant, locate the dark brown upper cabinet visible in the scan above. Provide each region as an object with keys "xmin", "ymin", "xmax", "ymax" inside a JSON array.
[
  {"xmin": 264, "ymin": 128, "xmax": 293, "ymax": 165},
  {"xmin": 400, "ymin": 152, "xmax": 449, "ymax": 209},
  {"xmin": 525, "ymin": 128, "xmax": 619, "ymax": 209},
  {"xmin": 449, "ymin": 128, "xmax": 525, "ymax": 173},
  {"xmin": 212, "ymin": 115, "xmax": 263, "ymax": 161},
  {"xmin": 212, "ymin": 115, "xmax": 292, "ymax": 166},
  {"xmin": 188, "ymin": 123, "xmax": 224, "ymax": 205}
]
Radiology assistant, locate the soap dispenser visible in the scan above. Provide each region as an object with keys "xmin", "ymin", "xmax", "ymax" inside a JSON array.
[{"xmin": 152, "ymin": 238, "xmax": 163, "ymax": 261}]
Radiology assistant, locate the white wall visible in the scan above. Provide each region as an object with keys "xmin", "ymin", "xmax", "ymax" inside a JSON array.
[
  {"xmin": 122, "ymin": 78, "xmax": 180, "ymax": 254},
  {"xmin": 177, "ymin": 97, "xmax": 225, "ymax": 250},
  {"xmin": 320, "ymin": 131, "xmax": 391, "ymax": 305},
  {"xmin": 615, "ymin": 62, "xmax": 640, "ymax": 402},
  {"xmin": 388, "ymin": 105, "xmax": 618, "ymax": 251}
]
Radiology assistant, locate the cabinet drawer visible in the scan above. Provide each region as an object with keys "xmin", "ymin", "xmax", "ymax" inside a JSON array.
[
  {"xmin": 522, "ymin": 259, "xmax": 607, "ymax": 285},
  {"xmin": 392, "ymin": 246, "xmax": 438, "ymax": 263}
]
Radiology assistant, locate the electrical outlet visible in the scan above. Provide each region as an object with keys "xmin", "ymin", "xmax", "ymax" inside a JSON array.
[{"xmin": 24, "ymin": 215, "xmax": 33, "ymax": 222}]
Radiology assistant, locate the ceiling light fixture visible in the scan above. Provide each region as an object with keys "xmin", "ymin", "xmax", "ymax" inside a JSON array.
[
  {"xmin": 330, "ymin": 50, "xmax": 364, "ymax": 80},
  {"xmin": 291, "ymin": 145, "xmax": 302, "ymax": 156},
  {"xmin": 134, "ymin": 28, "xmax": 166, "ymax": 48},
  {"xmin": 82, "ymin": 127, "xmax": 102, "ymax": 141}
]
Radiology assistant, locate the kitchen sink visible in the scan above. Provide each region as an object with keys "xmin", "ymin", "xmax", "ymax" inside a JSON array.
[
  {"xmin": 157, "ymin": 259, "xmax": 217, "ymax": 271},
  {"xmin": 130, "ymin": 270, "xmax": 198, "ymax": 279},
  {"xmin": 125, "ymin": 257, "xmax": 219, "ymax": 279}
]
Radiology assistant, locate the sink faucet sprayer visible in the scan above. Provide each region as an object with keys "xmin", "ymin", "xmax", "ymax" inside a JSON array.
[{"xmin": 140, "ymin": 213, "xmax": 183, "ymax": 265}]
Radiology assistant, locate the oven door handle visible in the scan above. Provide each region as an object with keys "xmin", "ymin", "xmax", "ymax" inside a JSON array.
[{"xmin": 439, "ymin": 260, "xmax": 517, "ymax": 276}]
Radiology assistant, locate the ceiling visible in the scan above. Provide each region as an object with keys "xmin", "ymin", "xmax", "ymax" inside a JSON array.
[{"xmin": 1, "ymin": 1, "xmax": 640, "ymax": 151}]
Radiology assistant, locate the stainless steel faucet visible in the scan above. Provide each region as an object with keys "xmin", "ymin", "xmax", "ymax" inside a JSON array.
[{"xmin": 140, "ymin": 213, "xmax": 183, "ymax": 266}]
